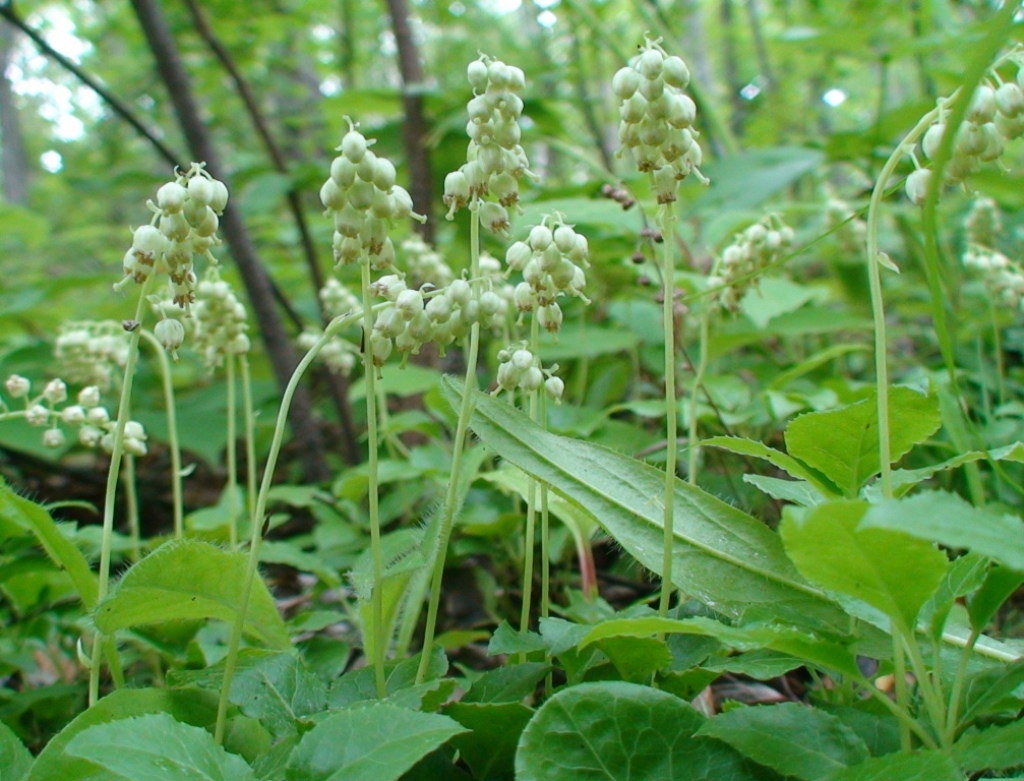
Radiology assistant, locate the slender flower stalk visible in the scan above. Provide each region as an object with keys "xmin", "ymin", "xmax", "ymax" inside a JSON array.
[
  {"xmin": 139, "ymin": 326, "xmax": 184, "ymax": 538},
  {"xmin": 225, "ymin": 354, "xmax": 239, "ymax": 548},
  {"xmin": 658, "ymin": 212, "xmax": 679, "ymax": 616}
]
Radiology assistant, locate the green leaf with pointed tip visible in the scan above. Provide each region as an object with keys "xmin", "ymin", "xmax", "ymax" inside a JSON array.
[
  {"xmin": 781, "ymin": 501, "xmax": 949, "ymax": 630},
  {"xmin": 784, "ymin": 387, "xmax": 941, "ymax": 497},
  {"xmin": 64, "ymin": 712, "xmax": 256, "ymax": 780},
  {"xmin": 444, "ymin": 381, "xmax": 847, "ymax": 632},
  {"xmin": 446, "ymin": 701, "xmax": 534, "ymax": 781},
  {"xmin": 697, "ymin": 703, "xmax": 869, "ymax": 780},
  {"xmin": 285, "ymin": 703, "xmax": 467, "ymax": 781},
  {"xmin": 26, "ymin": 688, "xmax": 219, "ymax": 781},
  {"xmin": 515, "ymin": 681, "xmax": 767, "ymax": 780},
  {"xmin": 0, "ymin": 720, "xmax": 32, "ymax": 781},
  {"xmin": 0, "ymin": 476, "xmax": 98, "ymax": 608},
  {"xmin": 462, "ymin": 662, "xmax": 550, "ymax": 704},
  {"xmin": 954, "ymin": 719, "xmax": 1024, "ymax": 772},
  {"xmin": 968, "ymin": 565, "xmax": 1024, "ymax": 632},
  {"xmin": 594, "ymin": 635, "xmax": 673, "ymax": 682},
  {"xmin": 94, "ymin": 539, "xmax": 289, "ymax": 649},
  {"xmin": 861, "ymin": 491, "xmax": 1024, "ymax": 572},
  {"xmin": 821, "ymin": 750, "xmax": 961, "ymax": 781},
  {"xmin": 703, "ymin": 436, "xmax": 838, "ymax": 498}
]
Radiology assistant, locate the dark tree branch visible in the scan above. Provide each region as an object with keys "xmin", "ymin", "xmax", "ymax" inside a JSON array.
[
  {"xmin": 129, "ymin": 0, "xmax": 329, "ymax": 483},
  {"xmin": 0, "ymin": 22, "xmax": 29, "ymax": 204},
  {"xmin": 383, "ymin": 0, "xmax": 434, "ymax": 243},
  {"xmin": 179, "ymin": 0, "xmax": 359, "ymax": 464},
  {"xmin": 0, "ymin": 1, "xmax": 182, "ymax": 170}
]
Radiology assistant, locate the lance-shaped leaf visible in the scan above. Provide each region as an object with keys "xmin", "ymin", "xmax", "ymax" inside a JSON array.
[{"xmin": 444, "ymin": 380, "xmax": 848, "ymax": 632}]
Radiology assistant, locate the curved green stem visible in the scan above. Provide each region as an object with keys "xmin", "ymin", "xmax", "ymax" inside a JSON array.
[
  {"xmin": 417, "ymin": 208, "xmax": 482, "ymax": 685},
  {"xmin": 240, "ymin": 355, "xmax": 257, "ymax": 524},
  {"xmin": 687, "ymin": 306, "xmax": 711, "ymax": 486},
  {"xmin": 226, "ymin": 354, "xmax": 239, "ymax": 548},
  {"xmin": 658, "ymin": 209, "xmax": 678, "ymax": 617},
  {"xmin": 121, "ymin": 454, "xmax": 140, "ymax": 562},
  {"xmin": 138, "ymin": 327, "xmax": 184, "ymax": 538},
  {"xmin": 361, "ymin": 259, "xmax": 388, "ymax": 699},
  {"xmin": 518, "ymin": 317, "xmax": 542, "ymax": 657},
  {"xmin": 89, "ymin": 277, "xmax": 154, "ymax": 706}
]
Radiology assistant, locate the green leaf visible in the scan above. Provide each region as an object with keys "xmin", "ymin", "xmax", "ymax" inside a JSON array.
[
  {"xmin": 861, "ymin": 492, "xmax": 1024, "ymax": 572},
  {"xmin": 741, "ymin": 278, "xmax": 822, "ymax": 328},
  {"xmin": 595, "ymin": 635, "xmax": 673, "ymax": 682},
  {"xmin": 695, "ymin": 146, "xmax": 825, "ymax": 213},
  {"xmin": 515, "ymin": 681, "xmax": 762, "ymax": 780},
  {"xmin": 784, "ymin": 387, "xmax": 941, "ymax": 497},
  {"xmin": 959, "ymin": 658, "xmax": 1024, "ymax": 724},
  {"xmin": 65, "ymin": 712, "xmax": 255, "ymax": 780},
  {"xmin": 0, "ymin": 476, "xmax": 98, "ymax": 608},
  {"xmin": 445, "ymin": 382, "xmax": 847, "ymax": 632},
  {"xmin": 284, "ymin": 703, "xmax": 467, "ymax": 781},
  {"xmin": 743, "ymin": 474, "xmax": 823, "ymax": 507},
  {"xmin": 968, "ymin": 565, "xmax": 1024, "ymax": 632},
  {"xmin": 26, "ymin": 688, "xmax": 218, "ymax": 781},
  {"xmin": 702, "ymin": 436, "xmax": 838, "ymax": 498},
  {"xmin": 781, "ymin": 501, "xmax": 949, "ymax": 630},
  {"xmin": 462, "ymin": 662, "xmax": 550, "ymax": 704},
  {"xmin": 697, "ymin": 703, "xmax": 869, "ymax": 780},
  {"xmin": 0, "ymin": 719, "xmax": 32, "ymax": 781},
  {"xmin": 94, "ymin": 539, "xmax": 289, "ymax": 649},
  {"xmin": 821, "ymin": 750, "xmax": 962, "ymax": 781},
  {"xmin": 954, "ymin": 719, "xmax": 1024, "ymax": 772},
  {"xmin": 488, "ymin": 620, "xmax": 547, "ymax": 656},
  {"xmin": 446, "ymin": 701, "xmax": 533, "ymax": 781}
]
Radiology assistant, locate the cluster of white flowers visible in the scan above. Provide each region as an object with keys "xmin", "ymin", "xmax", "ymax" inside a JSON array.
[
  {"xmin": 613, "ymin": 37, "xmax": 706, "ymax": 200},
  {"xmin": 708, "ymin": 217, "xmax": 795, "ymax": 312},
  {"xmin": 401, "ymin": 235, "xmax": 454, "ymax": 289},
  {"xmin": 321, "ymin": 118, "xmax": 422, "ymax": 270},
  {"xmin": 191, "ymin": 268, "xmax": 251, "ymax": 369},
  {"xmin": 117, "ymin": 163, "xmax": 228, "ymax": 310},
  {"xmin": 54, "ymin": 321, "xmax": 130, "ymax": 390},
  {"xmin": 824, "ymin": 198, "xmax": 867, "ymax": 254},
  {"xmin": 964, "ymin": 196, "xmax": 1003, "ymax": 247},
  {"xmin": 2, "ymin": 375, "xmax": 146, "ymax": 455},
  {"xmin": 494, "ymin": 344, "xmax": 564, "ymax": 401},
  {"xmin": 320, "ymin": 278, "xmax": 362, "ymax": 318},
  {"xmin": 443, "ymin": 55, "xmax": 533, "ymax": 234},
  {"xmin": 505, "ymin": 218, "xmax": 590, "ymax": 333},
  {"xmin": 906, "ymin": 62, "xmax": 1024, "ymax": 203},
  {"xmin": 960, "ymin": 197, "xmax": 1023, "ymax": 310},
  {"xmin": 297, "ymin": 328, "xmax": 358, "ymax": 376}
]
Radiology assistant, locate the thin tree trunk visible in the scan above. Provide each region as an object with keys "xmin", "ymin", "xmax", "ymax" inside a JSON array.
[
  {"xmin": 0, "ymin": 23, "xmax": 29, "ymax": 204},
  {"xmin": 383, "ymin": 0, "xmax": 433, "ymax": 242},
  {"xmin": 129, "ymin": 0, "xmax": 329, "ymax": 483}
]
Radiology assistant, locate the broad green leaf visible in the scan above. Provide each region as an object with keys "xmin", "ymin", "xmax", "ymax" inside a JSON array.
[
  {"xmin": 781, "ymin": 501, "xmax": 949, "ymax": 630},
  {"xmin": 580, "ymin": 616, "xmax": 860, "ymax": 677},
  {"xmin": 821, "ymin": 750, "xmax": 962, "ymax": 781},
  {"xmin": 594, "ymin": 635, "xmax": 673, "ymax": 682},
  {"xmin": 784, "ymin": 387, "xmax": 941, "ymax": 497},
  {"xmin": 861, "ymin": 492, "xmax": 1024, "ymax": 572},
  {"xmin": 741, "ymin": 278, "xmax": 822, "ymax": 328},
  {"xmin": 445, "ymin": 382, "xmax": 847, "ymax": 632},
  {"xmin": 694, "ymin": 146, "xmax": 825, "ymax": 212},
  {"xmin": 703, "ymin": 436, "xmax": 838, "ymax": 497},
  {"xmin": 65, "ymin": 712, "xmax": 255, "ymax": 780},
  {"xmin": 697, "ymin": 703, "xmax": 869, "ymax": 780},
  {"xmin": 954, "ymin": 719, "xmax": 1024, "ymax": 772},
  {"xmin": 743, "ymin": 474, "xmax": 823, "ymax": 507},
  {"xmin": 968, "ymin": 565, "xmax": 1024, "ymax": 631},
  {"xmin": 285, "ymin": 703, "xmax": 467, "ymax": 781},
  {"xmin": 0, "ymin": 476, "xmax": 98, "ymax": 608},
  {"xmin": 462, "ymin": 662, "xmax": 550, "ymax": 704},
  {"xmin": 487, "ymin": 620, "xmax": 547, "ymax": 656},
  {"xmin": 26, "ymin": 688, "xmax": 218, "ymax": 781},
  {"xmin": 537, "ymin": 324, "xmax": 640, "ymax": 361},
  {"xmin": 94, "ymin": 539, "xmax": 289, "ymax": 649},
  {"xmin": 515, "ymin": 681, "xmax": 762, "ymax": 780},
  {"xmin": 446, "ymin": 701, "xmax": 533, "ymax": 781},
  {"xmin": 0, "ymin": 719, "xmax": 32, "ymax": 781},
  {"xmin": 959, "ymin": 658, "xmax": 1024, "ymax": 724}
]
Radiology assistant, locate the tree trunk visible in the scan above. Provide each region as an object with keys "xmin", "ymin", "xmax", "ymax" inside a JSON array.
[
  {"xmin": 129, "ymin": 0, "xmax": 329, "ymax": 483},
  {"xmin": 0, "ymin": 23, "xmax": 29, "ymax": 205},
  {"xmin": 383, "ymin": 0, "xmax": 433, "ymax": 243}
]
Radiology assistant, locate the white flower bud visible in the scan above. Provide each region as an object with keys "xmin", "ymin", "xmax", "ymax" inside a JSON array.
[
  {"xmin": 620, "ymin": 92, "xmax": 648, "ymax": 124},
  {"xmin": 662, "ymin": 56, "xmax": 690, "ymax": 89},
  {"xmin": 479, "ymin": 290, "xmax": 502, "ymax": 317},
  {"xmin": 511, "ymin": 348, "xmax": 534, "ymax": 371},
  {"xmin": 5, "ymin": 374, "xmax": 30, "ymax": 399},
  {"xmin": 488, "ymin": 60, "xmax": 511, "ymax": 88},
  {"xmin": 544, "ymin": 375, "xmax": 565, "ymax": 401},
  {"xmin": 995, "ymin": 82, "xmax": 1024, "ymax": 118},
  {"xmin": 132, "ymin": 225, "xmax": 170, "ymax": 260},
  {"xmin": 467, "ymin": 59, "xmax": 489, "ymax": 91},
  {"xmin": 538, "ymin": 302, "xmax": 563, "ymax": 332},
  {"xmin": 155, "ymin": 318, "xmax": 186, "ymax": 356},
  {"xmin": 426, "ymin": 293, "xmax": 453, "ymax": 323},
  {"xmin": 528, "ymin": 225, "xmax": 554, "ymax": 251},
  {"xmin": 320, "ymin": 178, "xmax": 345, "ymax": 210},
  {"xmin": 553, "ymin": 225, "xmax": 576, "ymax": 254},
  {"xmin": 496, "ymin": 361, "xmax": 520, "ymax": 391},
  {"xmin": 479, "ymin": 201, "xmax": 510, "ymax": 235},
  {"xmin": 372, "ymin": 158, "xmax": 397, "ymax": 191},
  {"xmin": 43, "ymin": 379, "xmax": 67, "ymax": 404},
  {"xmin": 209, "ymin": 179, "xmax": 229, "ymax": 214},
  {"xmin": 520, "ymin": 365, "xmax": 544, "ymax": 392},
  {"xmin": 124, "ymin": 436, "xmax": 147, "ymax": 457},
  {"xmin": 87, "ymin": 407, "xmax": 110, "ymax": 426},
  {"xmin": 188, "ymin": 175, "xmax": 214, "ymax": 206},
  {"xmin": 42, "ymin": 428, "xmax": 66, "ymax": 448},
  {"xmin": 62, "ymin": 405, "xmax": 86, "ymax": 425},
  {"xmin": 612, "ymin": 67, "xmax": 641, "ymax": 100},
  {"xmin": 905, "ymin": 167, "xmax": 932, "ymax": 205},
  {"xmin": 78, "ymin": 386, "xmax": 101, "ymax": 408},
  {"xmin": 26, "ymin": 404, "xmax": 49, "ymax": 426},
  {"xmin": 505, "ymin": 241, "xmax": 533, "ymax": 271},
  {"xmin": 157, "ymin": 182, "xmax": 188, "ymax": 213},
  {"xmin": 968, "ymin": 84, "xmax": 996, "ymax": 124},
  {"xmin": 79, "ymin": 425, "xmax": 102, "ymax": 448},
  {"xmin": 638, "ymin": 48, "xmax": 664, "ymax": 80},
  {"xmin": 395, "ymin": 289, "xmax": 425, "ymax": 320},
  {"xmin": 507, "ymin": 65, "xmax": 526, "ymax": 92},
  {"xmin": 331, "ymin": 155, "xmax": 357, "ymax": 188},
  {"xmin": 341, "ymin": 130, "xmax": 368, "ymax": 162}
]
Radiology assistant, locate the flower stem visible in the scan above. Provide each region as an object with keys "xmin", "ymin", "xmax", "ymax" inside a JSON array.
[
  {"xmin": 658, "ymin": 209, "xmax": 678, "ymax": 617},
  {"xmin": 226, "ymin": 353, "xmax": 239, "ymax": 548},
  {"xmin": 417, "ymin": 208, "xmax": 482, "ymax": 685},
  {"xmin": 687, "ymin": 308, "xmax": 711, "ymax": 486}
]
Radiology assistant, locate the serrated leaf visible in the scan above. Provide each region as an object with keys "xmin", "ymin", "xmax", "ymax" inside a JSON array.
[
  {"xmin": 462, "ymin": 662, "xmax": 550, "ymax": 704},
  {"xmin": 595, "ymin": 635, "xmax": 673, "ymax": 682},
  {"xmin": 284, "ymin": 703, "xmax": 466, "ymax": 781},
  {"xmin": 703, "ymin": 436, "xmax": 838, "ymax": 498},
  {"xmin": 0, "ymin": 719, "xmax": 32, "ymax": 781},
  {"xmin": 515, "ymin": 681, "xmax": 763, "ymax": 780},
  {"xmin": 822, "ymin": 750, "xmax": 961, "ymax": 781},
  {"xmin": 697, "ymin": 703, "xmax": 869, "ymax": 780},
  {"xmin": 65, "ymin": 712, "xmax": 255, "ymax": 780},
  {"xmin": 784, "ymin": 387, "xmax": 941, "ymax": 497},
  {"xmin": 743, "ymin": 474, "xmax": 823, "ymax": 507},
  {"xmin": 487, "ymin": 620, "xmax": 547, "ymax": 656},
  {"xmin": 959, "ymin": 658, "xmax": 1024, "ymax": 724},
  {"xmin": 781, "ymin": 501, "xmax": 949, "ymax": 630},
  {"xmin": 446, "ymin": 701, "xmax": 533, "ymax": 780},
  {"xmin": 954, "ymin": 719, "xmax": 1024, "ymax": 772},
  {"xmin": 94, "ymin": 539, "xmax": 289, "ymax": 649},
  {"xmin": 968, "ymin": 565, "xmax": 1024, "ymax": 632},
  {"xmin": 445, "ymin": 381, "xmax": 847, "ymax": 632},
  {"xmin": 861, "ymin": 492, "xmax": 1024, "ymax": 572}
]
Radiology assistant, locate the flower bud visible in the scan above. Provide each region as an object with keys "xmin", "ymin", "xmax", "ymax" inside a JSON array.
[
  {"xmin": 612, "ymin": 67, "xmax": 641, "ymax": 99},
  {"xmin": 331, "ymin": 155, "xmax": 357, "ymax": 188},
  {"xmin": 132, "ymin": 225, "xmax": 170, "ymax": 261},
  {"xmin": 395, "ymin": 289, "xmax": 425, "ymax": 320},
  {"xmin": 995, "ymin": 82, "xmax": 1024, "ymax": 118},
  {"xmin": 544, "ymin": 375, "xmax": 565, "ymax": 401},
  {"xmin": 905, "ymin": 167, "xmax": 932, "ymax": 205},
  {"xmin": 467, "ymin": 59, "xmax": 489, "ymax": 91},
  {"xmin": 5, "ymin": 374, "xmax": 30, "ymax": 399},
  {"xmin": 638, "ymin": 48, "xmax": 664, "ymax": 80},
  {"xmin": 62, "ymin": 405, "xmax": 86, "ymax": 425},
  {"xmin": 520, "ymin": 366, "xmax": 544, "ymax": 392},
  {"xmin": 372, "ymin": 157, "xmax": 397, "ymax": 191},
  {"xmin": 78, "ymin": 386, "xmax": 101, "ymax": 408},
  {"xmin": 42, "ymin": 428, "xmax": 66, "ymax": 449},
  {"xmin": 320, "ymin": 178, "xmax": 345, "ymax": 210},
  {"xmin": 209, "ymin": 179, "xmax": 229, "ymax": 214},
  {"xmin": 43, "ymin": 379, "xmax": 67, "ymax": 404},
  {"xmin": 528, "ymin": 225, "xmax": 554, "ymax": 251},
  {"xmin": 157, "ymin": 182, "xmax": 188, "ymax": 213},
  {"xmin": 26, "ymin": 404, "xmax": 49, "ymax": 426},
  {"xmin": 155, "ymin": 318, "xmax": 186, "ymax": 356},
  {"xmin": 188, "ymin": 175, "xmax": 214, "ymax": 206},
  {"xmin": 341, "ymin": 129, "xmax": 368, "ymax": 162},
  {"xmin": 662, "ymin": 56, "xmax": 690, "ymax": 89},
  {"xmin": 79, "ymin": 425, "xmax": 102, "ymax": 448}
]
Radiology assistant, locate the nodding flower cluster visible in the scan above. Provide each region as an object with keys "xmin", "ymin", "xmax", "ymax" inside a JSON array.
[
  {"xmin": 708, "ymin": 217, "xmax": 795, "ymax": 313},
  {"xmin": 190, "ymin": 268, "xmax": 251, "ymax": 369},
  {"xmin": 961, "ymin": 197, "xmax": 1024, "ymax": 310},
  {"xmin": 54, "ymin": 321, "xmax": 130, "ymax": 391},
  {"xmin": 443, "ymin": 55, "xmax": 533, "ymax": 234},
  {"xmin": 906, "ymin": 59, "xmax": 1024, "ymax": 204},
  {"xmin": 2, "ymin": 375, "xmax": 146, "ymax": 455},
  {"xmin": 116, "ymin": 163, "xmax": 228, "ymax": 310},
  {"xmin": 494, "ymin": 344, "xmax": 564, "ymax": 401},
  {"xmin": 614, "ymin": 37, "xmax": 707, "ymax": 200},
  {"xmin": 505, "ymin": 216, "xmax": 590, "ymax": 333},
  {"xmin": 321, "ymin": 118, "xmax": 423, "ymax": 270}
]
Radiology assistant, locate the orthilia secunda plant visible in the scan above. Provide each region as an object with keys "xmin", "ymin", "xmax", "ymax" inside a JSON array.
[{"xmin": 615, "ymin": 37, "xmax": 706, "ymax": 618}]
